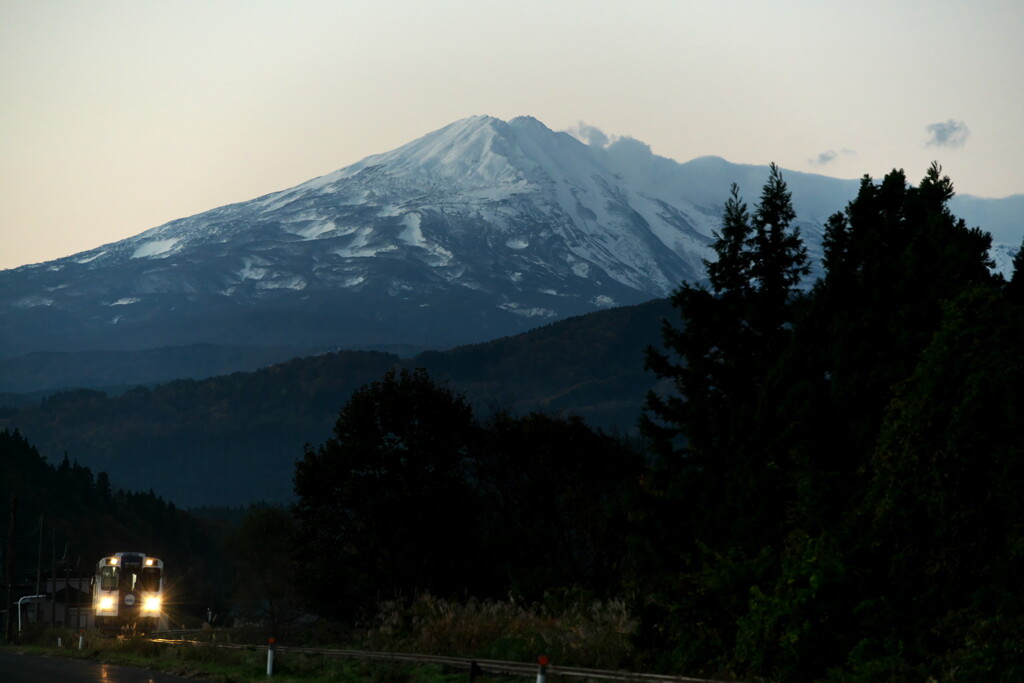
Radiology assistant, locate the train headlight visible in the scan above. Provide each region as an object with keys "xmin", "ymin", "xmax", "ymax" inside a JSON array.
[
  {"xmin": 143, "ymin": 596, "xmax": 161, "ymax": 612},
  {"xmin": 99, "ymin": 596, "xmax": 115, "ymax": 610}
]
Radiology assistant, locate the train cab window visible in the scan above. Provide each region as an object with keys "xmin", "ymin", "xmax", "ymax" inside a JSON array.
[
  {"xmin": 140, "ymin": 567, "xmax": 161, "ymax": 592},
  {"xmin": 100, "ymin": 565, "xmax": 119, "ymax": 591}
]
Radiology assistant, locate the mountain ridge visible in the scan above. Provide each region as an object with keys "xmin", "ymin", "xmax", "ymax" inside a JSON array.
[
  {"xmin": 0, "ymin": 116, "xmax": 719, "ymax": 360},
  {"xmin": 0, "ymin": 296, "xmax": 674, "ymax": 507},
  {"xmin": 2, "ymin": 115, "xmax": 1020, "ymax": 393}
]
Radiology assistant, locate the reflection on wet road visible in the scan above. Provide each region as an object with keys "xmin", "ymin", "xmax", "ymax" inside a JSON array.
[{"xmin": 0, "ymin": 651, "xmax": 194, "ymax": 682}]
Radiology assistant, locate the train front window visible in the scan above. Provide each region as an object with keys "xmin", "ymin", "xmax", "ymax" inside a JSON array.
[
  {"xmin": 100, "ymin": 565, "xmax": 119, "ymax": 590},
  {"xmin": 140, "ymin": 567, "xmax": 161, "ymax": 591}
]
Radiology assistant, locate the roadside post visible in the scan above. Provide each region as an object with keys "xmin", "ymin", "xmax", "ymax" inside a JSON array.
[
  {"xmin": 267, "ymin": 636, "xmax": 276, "ymax": 676},
  {"xmin": 537, "ymin": 655, "xmax": 549, "ymax": 683}
]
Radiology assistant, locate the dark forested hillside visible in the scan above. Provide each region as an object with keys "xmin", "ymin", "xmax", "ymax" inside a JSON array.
[
  {"xmin": 0, "ymin": 343, "xmax": 343, "ymax": 395},
  {"xmin": 416, "ymin": 297, "xmax": 674, "ymax": 428},
  {"xmin": 0, "ymin": 300, "xmax": 671, "ymax": 507},
  {"xmin": 0, "ymin": 351, "xmax": 402, "ymax": 507},
  {"xmin": 0, "ymin": 428, "xmax": 226, "ymax": 625}
]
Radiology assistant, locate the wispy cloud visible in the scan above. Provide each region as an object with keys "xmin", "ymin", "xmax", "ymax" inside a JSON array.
[
  {"xmin": 926, "ymin": 119, "xmax": 970, "ymax": 148},
  {"xmin": 566, "ymin": 122, "xmax": 610, "ymax": 148},
  {"xmin": 809, "ymin": 148, "xmax": 856, "ymax": 166}
]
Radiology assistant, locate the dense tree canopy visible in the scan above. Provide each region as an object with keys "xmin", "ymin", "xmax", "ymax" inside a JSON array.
[
  {"xmin": 291, "ymin": 369, "xmax": 645, "ymax": 619},
  {"xmin": 474, "ymin": 411, "xmax": 644, "ymax": 597},
  {"xmin": 641, "ymin": 164, "xmax": 1024, "ymax": 681},
  {"xmin": 293, "ymin": 368, "xmax": 480, "ymax": 615}
]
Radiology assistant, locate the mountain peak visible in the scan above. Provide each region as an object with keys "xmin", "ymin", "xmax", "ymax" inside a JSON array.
[
  {"xmin": 317, "ymin": 114, "xmax": 525, "ymax": 192},
  {"xmin": 508, "ymin": 114, "xmax": 548, "ymax": 129},
  {"xmin": 1, "ymin": 113, "xmax": 1017, "ymax": 383},
  {"xmin": 0, "ymin": 113, "xmax": 720, "ymax": 362}
]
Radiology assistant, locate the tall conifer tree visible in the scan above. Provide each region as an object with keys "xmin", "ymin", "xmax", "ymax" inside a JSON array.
[
  {"xmin": 645, "ymin": 163, "xmax": 808, "ymax": 499},
  {"xmin": 640, "ymin": 165, "xmax": 810, "ymax": 673}
]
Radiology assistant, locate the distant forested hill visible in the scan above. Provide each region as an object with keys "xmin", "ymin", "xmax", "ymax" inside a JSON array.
[
  {"xmin": 416, "ymin": 297, "xmax": 673, "ymax": 430},
  {"xmin": 0, "ymin": 428, "xmax": 225, "ymax": 625},
  {"xmin": 0, "ymin": 299, "xmax": 672, "ymax": 507},
  {"xmin": 0, "ymin": 351, "xmax": 402, "ymax": 507}
]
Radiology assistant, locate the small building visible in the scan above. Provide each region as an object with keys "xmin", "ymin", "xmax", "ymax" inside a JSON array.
[{"xmin": 13, "ymin": 576, "xmax": 94, "ymax": 631}]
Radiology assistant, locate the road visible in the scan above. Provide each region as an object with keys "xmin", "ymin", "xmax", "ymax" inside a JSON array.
[{"xmin": 0, "ymin": 651, "xmax": 195, "ymax": 683}]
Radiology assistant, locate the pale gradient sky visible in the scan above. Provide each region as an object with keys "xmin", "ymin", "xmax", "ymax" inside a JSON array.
[{"xmin": 2, "ymin": 0, "xmax": 1022, "ymax": 270}]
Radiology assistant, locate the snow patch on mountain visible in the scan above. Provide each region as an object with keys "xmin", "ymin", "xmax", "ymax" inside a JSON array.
[
  {"xmin": 333, "ymin": 227, "xmax": 398, "ymax": 259},
  {"xmin": 499, "ymin": 302, "xmax": 558, "ymax": 318},
  {"xmin": 14, "ymin": 296, "xmax": 54, "ymax": 308},
  {"xmin": 399, "ymin": 213, "xmax": 425, "ymax": 246},
  {"xmin": 342, "ymin": 275, "xmax": 366, "ymax": 288},
  {"xmin": 295, "ymin": 219, "xmax": 337, "ymax": 240},
  {"xmin": 990, "ymin": 243, "xmax": 1020, "ymax": 277},
  {"xmin": 76, "ymin": 251, "xmax": 106, "ymax": 264},
  {"xmin": 257, "ymin": 275, "xmax": 306, "ymax": 290},
  {"xmin": 239, "ymin": 259, "xmax": 269, "ymax": 281},
  {"xmin": 132, "ymin": 238, "xmax": 180, "ymax": 259}
]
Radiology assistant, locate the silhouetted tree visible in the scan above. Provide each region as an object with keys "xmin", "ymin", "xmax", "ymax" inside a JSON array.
[
  {"xmin": 732, "ymin": 166, "xmax": 1008, "ymax": 681},
  {"xmin": 636, "ymin": 163, "xmax": 1019, "ymax": 681},
  {"xmin": 292, "ymin": 368, "xmax": 481, "ymax": 617},
  {"xmin": 638, "ymin": 165, "xmax": 809, "ymax": 675}
]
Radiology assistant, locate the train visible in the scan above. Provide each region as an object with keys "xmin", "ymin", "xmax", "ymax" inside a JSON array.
[{"xmin": 92, "ymin": 551, "xmax": 165, "ymax": 633}]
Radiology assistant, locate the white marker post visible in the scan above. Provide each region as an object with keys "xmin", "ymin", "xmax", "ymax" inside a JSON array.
[
  {"xmin": 267, "ymin": 637, "xmax": 276, "ymax": 676},
  {"xmin": 537, "ymin": 655, "xmax": 549, "ymax": 683}
]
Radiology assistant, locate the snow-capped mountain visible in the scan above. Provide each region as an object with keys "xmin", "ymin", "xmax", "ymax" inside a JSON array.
[
  {"xmin": 0, "ymin": 116, "xmax": 723, "ymax": 363},
  {"xmin": 1, "ymin": 115, "xmax": 1020, "ymax": 391}
]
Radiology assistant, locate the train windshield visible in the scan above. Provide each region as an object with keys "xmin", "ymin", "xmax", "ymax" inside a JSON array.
[
  {"xmin": 100, "ymin": 565, "xmax": 119, "ymax": 590},
  {"xmin": 140, "ymin": 567, "xmax": 161, "ymax": 591}
]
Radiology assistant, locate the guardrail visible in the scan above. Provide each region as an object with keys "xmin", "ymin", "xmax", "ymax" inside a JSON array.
[{"xmin": 147, "ymin": 632, "xmax": 738, "ymax": 683}]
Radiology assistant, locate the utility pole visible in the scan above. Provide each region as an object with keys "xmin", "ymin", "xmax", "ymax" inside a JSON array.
[
  {"xmin": 50, "ymin": 528, "xmax": 56, "ymax": 628},
  {"xmin": 4, "ymin": 497, "xmax": 16, "ymax": 643},
  {"xmin": 76, "ymin": 557, "xmax": 82, "ymax": 631},
  {"xmin": 35, "ymin": 515, "xmax": 43, "ymax": 625}
]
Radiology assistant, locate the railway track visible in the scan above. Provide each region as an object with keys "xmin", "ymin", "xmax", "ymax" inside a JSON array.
[{"xmin": 147, "ymin": 631, "xmax": 737, "ymax": 683}]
